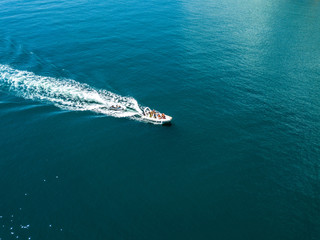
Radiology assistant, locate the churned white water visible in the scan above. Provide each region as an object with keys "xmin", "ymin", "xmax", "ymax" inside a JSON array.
[{"xmin": 0, "ymin": 64, "xmax": 144, "ymax": 119}]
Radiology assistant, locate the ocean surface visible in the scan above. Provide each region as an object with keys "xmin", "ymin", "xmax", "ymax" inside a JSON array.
[{"xmin": 0, "ymin": 0, "xmax": 320, "ymax": 239}]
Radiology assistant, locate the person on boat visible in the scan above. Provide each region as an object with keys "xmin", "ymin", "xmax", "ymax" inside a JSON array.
[{"xmin": 162, "ymin": 113, "xmax": 165, "ymax": 119}]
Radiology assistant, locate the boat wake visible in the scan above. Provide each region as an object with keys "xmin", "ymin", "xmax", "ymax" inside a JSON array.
[{"xmin": 0, "ymin": 64, "xmax": 144, "ymax": 119}]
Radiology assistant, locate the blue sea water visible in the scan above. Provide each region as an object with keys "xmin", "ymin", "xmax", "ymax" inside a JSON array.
[{"xmin": 0, "ymin": 0, "xmax": 320, "ymax": 239}]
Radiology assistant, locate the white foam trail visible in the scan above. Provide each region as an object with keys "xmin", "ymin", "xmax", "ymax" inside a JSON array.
[{"xmin": 0, "ymin": 64, "xmax": 143, "ymax": 119}]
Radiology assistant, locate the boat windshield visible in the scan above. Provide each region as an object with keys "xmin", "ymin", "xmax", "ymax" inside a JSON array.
[{"xmin": 144, "ymin": 107, "xmax": 151, "ymax": 115}]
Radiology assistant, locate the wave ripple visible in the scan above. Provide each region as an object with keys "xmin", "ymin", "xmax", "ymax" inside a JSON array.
[{"xmin": 0, "ymin": 65, "xmax": 143, "ymax": 118}]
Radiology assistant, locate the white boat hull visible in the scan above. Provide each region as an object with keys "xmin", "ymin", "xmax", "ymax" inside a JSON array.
[{"xmin": 141, "ymin": 115, "xmax": 172, "ymax": 125}]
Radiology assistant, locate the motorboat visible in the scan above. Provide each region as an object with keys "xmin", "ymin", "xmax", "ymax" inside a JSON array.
[{"xmin": 141, "ymin": 107, "xmax": 172, "ymax": 125}]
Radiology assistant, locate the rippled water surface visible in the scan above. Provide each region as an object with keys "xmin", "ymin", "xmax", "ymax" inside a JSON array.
[{"xmin": 0, "ymin": 0, "xmax": 320, "ymax": 239}]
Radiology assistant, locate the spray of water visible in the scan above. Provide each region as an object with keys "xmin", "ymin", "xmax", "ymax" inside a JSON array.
[{"xmin": 0, "ymin": 64, "xmax": 144, "ymax": 119}]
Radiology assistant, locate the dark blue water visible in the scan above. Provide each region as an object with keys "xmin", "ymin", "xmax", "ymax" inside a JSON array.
[{"xmin": 1, "ymin": 0, "xmax": 320, "ymax": 239}]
